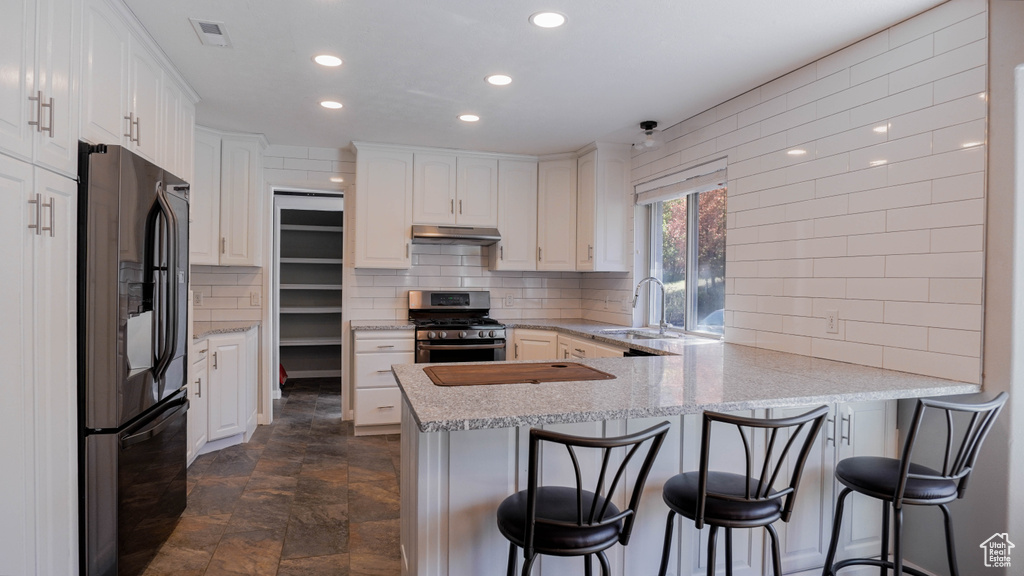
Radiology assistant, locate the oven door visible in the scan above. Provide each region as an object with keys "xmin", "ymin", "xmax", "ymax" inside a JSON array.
[{"xmin": 416, "ymin": 339, "xmax": 506, "ymax": 363}]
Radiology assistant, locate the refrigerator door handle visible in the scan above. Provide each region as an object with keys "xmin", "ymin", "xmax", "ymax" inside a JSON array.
[
  {"xmin": 150, "ymin": 182, "xmax": 180, "ymax": 380},
  {"xmin": 120, "ymin": 397, "xmax": 189, "ymax": 449}
]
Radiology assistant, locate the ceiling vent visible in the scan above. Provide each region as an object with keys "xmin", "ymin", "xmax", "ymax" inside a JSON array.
[{"xmin": 189, "ymin": 18, "xmax": 232, "ymax": 48}]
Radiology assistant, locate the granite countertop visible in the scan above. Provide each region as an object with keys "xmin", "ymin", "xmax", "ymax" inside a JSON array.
[
  {"xmin": 351, "ymin": 320, "xmax": 416, "ymax": 330},
  {"xmin": 193, "ymin": 321, "xmax": 261, "ymax": 341},
  {"xmin": 392, "ymin": 342, "xmax": 982, "ymax": 433}
]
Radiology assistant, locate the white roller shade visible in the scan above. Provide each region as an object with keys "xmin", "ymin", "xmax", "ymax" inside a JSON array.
[{"xmin": 635, "ymin": 158, "xmax": 727, "ymax": 205}]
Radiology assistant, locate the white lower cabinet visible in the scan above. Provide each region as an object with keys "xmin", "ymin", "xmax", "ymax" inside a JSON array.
[
  {"xmin": 556, "ymin": 334, "xmax": 626, "ymax": 359},
  {"xmin": 188, "ymin": 326, "xmax": 258, "ymax": 462},
  {"xmin": 512, "ymin": 329, "xmax": 558, "ymax": 360},
  {"xmin": 0, "ymin": 155, "xmax": 77, "ymax": 576},
  {"xmin": 353, "ymin": 330, "xmax": 415, "ymax": 434}
]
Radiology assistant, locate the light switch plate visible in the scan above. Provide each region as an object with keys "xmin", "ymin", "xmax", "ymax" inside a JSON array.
[
  {"xmin": 250, "ymin": 291, "xmax": 261, "ymax": 307},
  {"xmin": 504, "ymin": 294, "xmax": 515, "ymax": 307}
]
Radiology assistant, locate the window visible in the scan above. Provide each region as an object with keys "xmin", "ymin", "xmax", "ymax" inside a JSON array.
[{"xmin": 645, "ymin": 186, "xmax": 726, "ymax": 335}]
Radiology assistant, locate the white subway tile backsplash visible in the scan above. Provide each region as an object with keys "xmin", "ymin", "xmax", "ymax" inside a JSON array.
[
  {"xmin": 816, "ymin": 30, "xmax": 890, "ymax": 78},
  {"xmin": 811, "ymin": 338, "xmax": 884, "ymax": 367},
  {"xmin": 887, "ymin": 93, "xmax": 986, "ymax": 139},
  {"xmin": 814, "ymin": 212, "xmax": 887, "ymax": 239},
  {"xmin": 885, "ymin": 252, "xmax": 984, "ymax": 278},
  {"xmin": 846, "ymin": 278, "xmax": 930, "ymax": 302},
  {"xmin": 738, "ymin": 95, "xmax": 788, "ymax": 128},
  {"xmin": 813, "ymin": 256, "xmax": 885, "ymax": 278},
  {"xmin": 887, "ymin": 0, "xmax": 986, "ymax": 49},
  {"xmin": 889, "ymin": 39, "xmax": 987, "ymax": 94},
  {"xmin": 787, "ymin": 69, "xmax": 851, "ymax": 110},
  {"xmin": 759, "ymin": 182, "xmax": 816, "ymax": 208},
  {"xmin": 783, "ymin": 278, "xmax": 846, "ymax": 299},
  {"xmin": 931, "ymin": 225, "xmax": 984, "ymax": 253},
  {"xmin": 886, "ymin": 198, "xmax": 985, "ymax": 232},
  {"xmin": 758, "ymin": 296, "xmax": 814, "ymax": 316},
  {"xmin": 846, "ymin": 320, "xmax": 928, "ymax": 350},
  {"xmin": 849, "ymin": 84, "xmax": 933, "ymax": 129},
  {"xmin": 848, "ymin": 181, "xmax": 931, "ymax": 213},
  {"xmin": 850, "ymin": 36, "xmax": 933, "ymax": 86},
  {"xmin": 929, "ymin": 278, "xmax": 983, "ymax": 304},
  {"xmin": 931, "ymin": 172, "xmax": 984, "ymax": 203},
  {"xmin": 848, "ymin": 133, "xmax": 933, "ymax": 172},
  {"xmin": 816, "ymin": 166, "xmax": 889, "ymax": 199},
  {"xmin": 932, "ymin": 119, "xmax": 985, "ymax": 154},
  {"xmin": 815, "ymin": 125, "xmax": 889, "ymax": 159},
  {"xmin": 816, "ymin": 78, "xmax": 889, "ymax": 121},
  {"xmin": 928, "ymin": 327, "xmax": 982, "ymax": 357},
  {"xmin": 784, "ymin": 195, "xmax": 848, "ymax": 222},
  {"xmin": 847, "ymin": 230, "xmax": 930, "ymax": 256},
  {"xmin": 757, "ymin": 259, "xmax": 815, "ymax": 279},
  {"xmin": 762, "ymin": 103, "xmax": 818, "ymax": 137},
  {"xmin": 812, "ymin": 298, "xmax": 885, "ymax": 322},
  {"xmin": 756, "ymin": 331, "xmax": 812, "ymax": 355},
  {"xmin": 933, "ymin": 66, "xmax": 986, "ymax": 104},
  {"xmin": 887, "ymin": 146, "xmax": 985, "ymax": 186},
  {"xmin": 761, "ymin": 64, "xmax": 818, "ymax": 101},
  {"xmin": 882, "ymin": 347, "xmax": 980, "ymax": 383},
  {"xmin": 883, "ymin": 301, "xmax": 982, "ymax": 330}
]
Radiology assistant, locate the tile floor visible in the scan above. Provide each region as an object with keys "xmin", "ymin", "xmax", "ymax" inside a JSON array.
[{"xmin": 142, "ymin": 378, "xmax": 402, "ymax": 576}]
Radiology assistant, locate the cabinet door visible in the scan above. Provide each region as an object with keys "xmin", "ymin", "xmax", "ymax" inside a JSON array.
[
  {"xmin": 127, "ymin": 39, "xmax": 161, "ymax": 161},
  {"xmin": 592, "ymin": 145, "xmax": 630, "ymax": 271},
  {"xmin": 33, "ymin": 0, "xmax": 80, "ymax": 177},
  {"xmin": 576, "ymin": 149, "xmax": 597, "ymax": 271},
  {"xmin": 208, "ymin": 334, "xmax": 246, "ymax": 440},
  {"xmin": 245, "ymin": 327, "xmax": 258, "ymax": 438},
  {"xmin": 413, "ymin": 153, "xmax": 456, "ymax": 225},
  {"xmin": 514, "ymin": 329, "xmax": 557, "ymax": 361},
  {"xmin": 491, "ymin": 159, "xmax": 537, "ymax": 271},
  {"xmin": 80, "ymin": 0, "xmax": 129, "ymax": 147},
  {"xmin": 160, "ymin": 77, "xmax": 181, "ymax": 177},
  {"xmin": 179, "ymin": 101, "xmax": 195, "ymax": 184},
  {"xmin": 557, "ymin": 339, "xmax": 570, "ymax": 360},
  {"xmin": 0, "ymin": 0, "xmax": 36, "ymax": 163},
  {"xmin": 456, "ymin": 156, "xmax": 498, "ymax": 226},
  {"xmin": 190, "ymin": 129, "xmax": 221, "ymax": 265},
  {"xmin": 188, "ymin": 355, "xmax": 209, "ymax": 463},
  {"xmin": 768, "ymin": 404, "xmax": 837, "ymax": 575},
  {"xmin": 536, "ymin": 159, "xmax": 576, "ymax": 271},
  {"xmin": 591, "ymin": 341, "xmax": 625, "ymax": 358},
  {"xmin": 219, "ymin": 136, "xmax": 262, "ymax": 266},
  {"xmin": 354, "ymin": 148, "xmax": 413, "ymax": 268},
  {"xmin": 834, "ymin": 401, "xmax": 897, "ymax": 562},
  {"xmin": 0, "ymin": 156, "xmax": 37, "ymax": 576}
]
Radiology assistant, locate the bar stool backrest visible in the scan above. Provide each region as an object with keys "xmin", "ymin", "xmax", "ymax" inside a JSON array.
[
  {"xmin": 897, "ymin": 392, "xmax": 1008, "ymax": 504},
  {"xmin": 695, "ymin": 406, "xmax": 830, "ymax": 528},
  {"xmin": 523, "ymin": 421, "xmax": 671, "ymax": 557}
]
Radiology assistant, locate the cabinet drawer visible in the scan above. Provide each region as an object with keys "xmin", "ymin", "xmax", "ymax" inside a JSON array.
[
  {"xmin": 355, "ymin": 388, "xmax": 402, "ymax": 426},
  {"xmin": 353, "ymin": 352, "xmax": 412, "ymax": 389},
  {"xmin": 354, "ymin": 337, "xmax": 415, "ymax": 353}
]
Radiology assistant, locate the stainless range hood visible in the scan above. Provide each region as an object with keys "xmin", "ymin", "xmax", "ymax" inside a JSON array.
[{"xmin": 412, "ymin": 225, "xmax": 501, "ymax": 246}]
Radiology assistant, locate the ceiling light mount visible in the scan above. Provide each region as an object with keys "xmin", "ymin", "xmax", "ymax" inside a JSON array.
[{"xmin": 634, "ymin": 120, "xmax": 663, "ymax": 150}]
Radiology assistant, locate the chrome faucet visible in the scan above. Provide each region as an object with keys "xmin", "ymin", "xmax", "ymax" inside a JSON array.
[{"xmin": 632, "ymin": 276, "xmax": 669, "ymax": 335}]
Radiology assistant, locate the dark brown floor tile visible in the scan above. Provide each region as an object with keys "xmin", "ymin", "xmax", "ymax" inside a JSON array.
[
  {"xmin": 253, "ymin": 455, "xmax": 304, "ymax": 478},
  {"xmin": 164, "ymin": 514, "xmax": 232, "ymax": 552},
  {"xmin": 245, "ymin": 471, "xmax": 299, "ymax": 493},
  {"xmin": 188, "ymin": 452, "xmax": 218, "ymax": 480},
  {"xmin": 276, "ymin": 553, "xmax": 350, "ymax": 576},
  {"xmin": 141, "ymin": 545, "xmax": 212, "ymax": 576},
  {"xmin": 204, "ymin": 529, "xmax": 285, "ymax": 576},
  {"xmin": 225, "ymin": 490, "xmax": 293, "ymax": 534},
  {"xmin": 184, "ymin": 477, "xmax": 249, "ymax": 517},
  {"xmin": 204, "ymin": 446, "xmax": 264, "ymax": 479},
  {"xmin": 349, "ymin": 554, "xmax": 401, "ymax": 576},
  {"xmin": 347, "ymin": 449, "xmax": 398, "ymax": 485},
  {"xmin": 348, "ymin": 481, "xmax": 400, "ymax": 523},
  {"xmin": 293, "ymin": 476, "xmax": 348, "ymax": 508},
  {"xmin": 349, "ymin": 519, "xmax": 401, "ymax": 558},
  {"xmin": 281, "ymin": 504, "xmax": 349, "ymax": 560},
  {"xmin": 247, "ymin": 424, "xmax": 273, "ymax": 446}
]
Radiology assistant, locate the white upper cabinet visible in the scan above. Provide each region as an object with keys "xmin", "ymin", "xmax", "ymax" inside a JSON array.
[
  {"xmin": 159, "ymin": 70, "xmax": 182, "ymax": 177},
  {"xmin": 413, "ymin": 153, "xmax": 457, "ymax": 225},
  {"xmin": 412, "ymin": 153, "xmax": 498, "ymax": 227},
  {"xmin": 537, "ymin": 158, "xmax": 577, "ymax": 271},
  {"xmin": 190, "ymin": 128, "xmax": 265, "ymax": 267},
  {"xmin": 354, "ymin": 144, "xmax": 413, "ymax": 268},
  {"xmin": 0, "ymin": 0, "xmax": 80, "ymax": 177},
  {"xmin": 577, "ymin": 143, "xmax": 630, "ymax": 272},
  {"xmin": 127, "ymin": 39, "xmax": 160, "ymax": 162},
  {"xmin": 455, "ymin": 155, "xmax": 498, "ymax": 226},
  {"xmin": 490, "ymin": 159, "xmax": 537, "ymax": 271},
  {"xmin": 80, "ymin": 0, "xmax": 129, "ymax": 148}
]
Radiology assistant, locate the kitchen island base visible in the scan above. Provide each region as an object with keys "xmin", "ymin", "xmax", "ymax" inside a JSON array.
[{"xmin": 399, "ymin": 398, "xmax": 898, "ymax": 576}]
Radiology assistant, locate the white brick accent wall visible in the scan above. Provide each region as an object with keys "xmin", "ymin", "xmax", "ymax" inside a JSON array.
[{"xmin": 631, "ymin": 0, "xmax": 987, "ymax": 383}]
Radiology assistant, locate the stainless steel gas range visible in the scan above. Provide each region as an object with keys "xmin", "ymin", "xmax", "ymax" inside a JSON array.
[{"xmin": 409, "ymin": 290, "xmax": 507, "ymax": 363}]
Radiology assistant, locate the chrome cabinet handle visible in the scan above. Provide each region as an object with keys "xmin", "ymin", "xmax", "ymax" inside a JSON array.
[
  {"xmin": 195, "ymin": 377, "xmax": 202, "ymax": 398},
  {"xmin": 213, "ymin": 351, "xmax": 218, "ymax": 369},
  {"xmin": 574, "ymin": 348, "xmax": 585, "ymax": 353},
  {"xmin": 377, "ymin": 405, "xmax": 395, "ymax": 410},
  {"xmin": 825, "ymin": 416, "xmax": 835, "ymax": 446},
  {"xmin": 537, "ymin": 247, "xmax": 542, "ymax": 261},
  {"xmin": 28, "ymin": 91, "xmax": 43, "ymax": 132},
  {"xmin": 450, "ymin": 199, "xmax": 454, "ymax": 214},
  {"xmin": 459, "ymin": 199, "xmax": 463, "ymax": 214},
  {"xmin": 588, "ymin": 244, "xmax": 593, "ymax": 260},
  {"xmin": 42, "ymin": 196, "xmax": 54, "ymax": 237},
  {"xmin": 28, "ymin": 193, "xmax": 42, "ymax": 235},
  {"xmin": 43, "ymin": 95, "xmax": 54, "ymax": 137},
  {"xmin": 500, "ymin": 245, "xmax": 504, "ymax": 260},
  {"xmin": 377, "ymin": 345, "xmax": 395, "ymax": 349},
  {"xmin": 221, "ymin": 237, "xmax": 226, "ymax": 254},
  {"xmin": 124, "ymin": 112, "xmax": 134, "ymax": 141},
  {"xmin": 514, "ymin": 342, "xmax": 519, "ymax": 359},
  {"xmin": 134, "ymin": 116, "xmax": 141, "ymax": 145},
  {"xmin": 840, "ymin": 414, "xmax": 851, "ymax": 445},
  {"xmin": 375, "ymin": 369, "xmax": 392, "ymax": 373},
  {"xmin": 406, "ymin": 242, "xmax": 410, "ymax": 258}
]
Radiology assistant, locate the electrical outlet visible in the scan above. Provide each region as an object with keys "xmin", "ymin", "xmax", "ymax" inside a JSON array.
[
  {"xmin": 621, "ymin": 297, "xmax": 632, "ymax": 312},
  {"xmin": 825, "ymin": 309, "xmax": 839, "ymax": 334},
  {"xmin": 250, "ymin": 291, "xmax": 261, "ymax": 307},
  {"xmin": 193, "ymin": 292, "xmax": 203, "ymax": 306},
  {"xmin": 504, "ymin": 294, "xmax": 515, "ymax": 308}
]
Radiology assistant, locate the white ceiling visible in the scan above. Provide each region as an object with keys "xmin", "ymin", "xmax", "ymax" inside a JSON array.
[{"xmin": 124, "ymin": 0, "xmax": 947, "ymax": 156}]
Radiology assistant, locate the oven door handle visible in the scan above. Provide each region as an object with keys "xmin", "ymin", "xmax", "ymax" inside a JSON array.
[{"xmin": 417, "ymin": 343, "xmax": 506, "ymax": 351}]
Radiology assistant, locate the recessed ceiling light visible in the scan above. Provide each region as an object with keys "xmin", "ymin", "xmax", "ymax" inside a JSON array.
[
  {"xmin": 320, "ymin": 100, "xmax": 343, "ymax": 109},
  {"xmin": 458, "ymin": 114, "xmax": 480, "ymax": 122},
  {"xmin": 313, "ymin": 54, "xmax": 342, "ymax": 67},
  {"xmin": 962, "ymin": 141, "xmax": 983, "ymax": 148},
  {"xmin": 869, "ymin": 160, "xmax": 888, "ymax": 166},
  {"xmin": 787, "ymin": 149, "xmax": 807, "ymax": 156},
  {"xmin": 486, "ymin": 74, "xmax": 512, "ymax": 86},
  {"xmin": 873, "ymin": 125, "xmax": 888, "ymax": 133},
  {"xmin": 330, "ymin": 176, "xmax": 345, "ymax": 183},
  {"xmin": 529, "ymin": 11, "xmax": 566, "ymax": 28}
]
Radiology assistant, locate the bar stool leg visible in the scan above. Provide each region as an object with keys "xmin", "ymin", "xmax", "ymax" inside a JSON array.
[
  {"xmin": 765, "ymin": 523, "xmax": 783, "ymax": 576},
  {"xmin": 506, "ymin": 542, "xmax": 517, "ymax": 576},
  {"xmin": 881, "ymin": 501, "xmax": 890, "ymax": 576},
  {"xmin": 584, "ymin": 554, "xmax": 593, "ymax": 576},
  {"xmin": 706, "ymin": 525, "xmax": 720, "ymax": 576},
  {"xmin": 658, "ymin": 510, "xmax": 677, "ymax": 576},
  {"xmin": 597, "ymin": 551, "xmax": 611, "ymax": 576},
  {"xmin": 893, "ymin": 505, "xmax": 904, "ymax": 576},
  {"xmin": 939, "ymin": 504, "xmax": 960, "ymax": 576},
  {"xmin": 822, "ymin": 487, "xmax": 852, "ymax": 576},
  {"xmin": 725, "ymin": 528, "xmax": 734, "ymax": 576},
  {"xmin": 521, "ymin": 552, "xmax": 537, "ymax": 576}
]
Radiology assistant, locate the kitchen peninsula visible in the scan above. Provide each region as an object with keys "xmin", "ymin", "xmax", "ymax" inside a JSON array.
[{"xmin": 391, "ymin": 331, "xmax": 981, "ymax": 576}]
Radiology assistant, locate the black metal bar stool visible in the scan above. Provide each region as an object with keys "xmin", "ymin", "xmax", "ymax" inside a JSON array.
[
  {"xmin": 822, "ymin": 392, "xmax": 1008, "ymax": 576},
  {"xmin": 657, "ymin": 406, "xmax": 830, "ymax": 576},
  {"xmin": 496, "ymin": 421, "xmax": 671, "ymax": 576}
]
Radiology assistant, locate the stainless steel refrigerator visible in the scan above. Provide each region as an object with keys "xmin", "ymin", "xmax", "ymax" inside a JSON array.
[{"xmin": 77, "ymin": 142, "xmax": 190, "ymax": 576}]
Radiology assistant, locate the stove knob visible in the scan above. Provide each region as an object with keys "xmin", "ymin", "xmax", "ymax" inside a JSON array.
[
  {"xmin": 489, "ymin": 330, "xmax": 496, "ymax": 338},
  {"xmin": 439, "ymin": 331, "xmax": 448, "ymax": 339},
  {"xmin": 478, "ymin": 330, "xmax": 485, "ymax": 338},
  {"xmin": 459, "ymin": 331, "xmax": 467, "ymax": 339},
  {"xmin": 428, "ymin": 331, "xmax": 436, "ymax": 339}
]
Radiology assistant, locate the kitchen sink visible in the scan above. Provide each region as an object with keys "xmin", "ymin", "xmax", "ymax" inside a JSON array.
[{"xmin": 597, "ymin": 329, "xmax": 680, "ymax": 340}]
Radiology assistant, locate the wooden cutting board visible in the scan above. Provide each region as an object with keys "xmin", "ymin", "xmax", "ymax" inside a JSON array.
[{"xmin": 423, "ymin": 362, "xmax": 616, "ymax": 387}]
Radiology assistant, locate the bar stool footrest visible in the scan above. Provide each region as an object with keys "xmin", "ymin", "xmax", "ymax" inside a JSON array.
[{"xmin": 829, "ymin": 557, "xmax": 932, "ymax": 576}]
